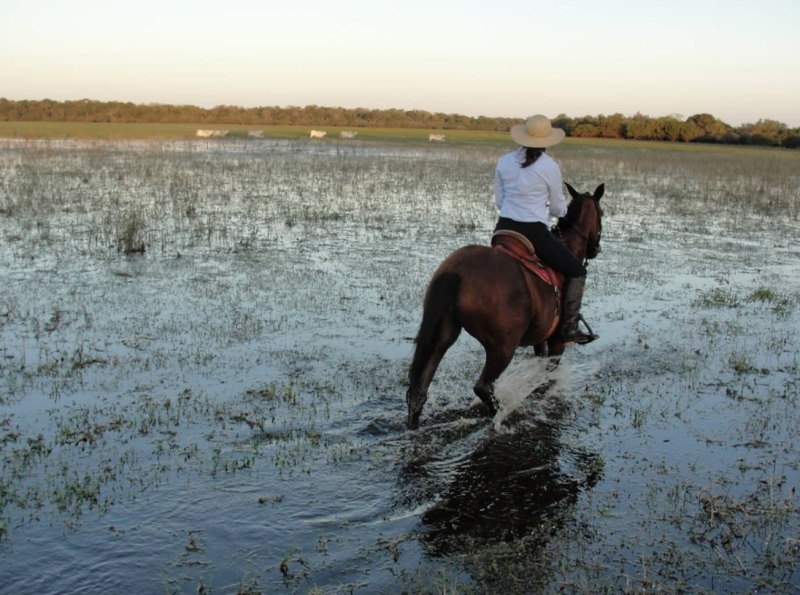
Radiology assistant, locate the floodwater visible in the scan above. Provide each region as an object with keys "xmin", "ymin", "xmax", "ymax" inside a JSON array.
[{"xmin": 1, "ymin": 138, "xmax": 798, "ymax": 594}]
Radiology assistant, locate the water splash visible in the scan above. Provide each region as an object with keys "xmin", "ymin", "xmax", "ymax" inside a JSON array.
[{"xmin": 488, "ymin": 356, "xmax": 600, "ymax": 431}]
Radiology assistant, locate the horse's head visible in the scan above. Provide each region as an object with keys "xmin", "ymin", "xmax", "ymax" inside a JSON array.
[{"xmin": 562, "ymin": 183, "xmax": 605, "ymax": 260}]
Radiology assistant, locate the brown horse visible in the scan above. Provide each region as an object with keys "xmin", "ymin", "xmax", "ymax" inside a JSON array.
[{"xmin": 406, "ymin": 183, "xmax": 604, "ymax": 429}]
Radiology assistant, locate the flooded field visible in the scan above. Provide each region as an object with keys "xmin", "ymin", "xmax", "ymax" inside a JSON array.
[{"xmin": 1, "ymin": 137, "xmax": 798, "ymax": 594}]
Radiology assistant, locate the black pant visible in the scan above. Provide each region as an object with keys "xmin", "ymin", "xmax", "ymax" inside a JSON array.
[{"xmin": 495, "ymin": 218, "xmax": 586, "ymax": 278}]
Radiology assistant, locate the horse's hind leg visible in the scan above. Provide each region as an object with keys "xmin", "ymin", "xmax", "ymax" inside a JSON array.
[
  {"xmin": 473, "ymin": 342, "xmax": 517, "ymax": 416},
  {"xmin": 546, "ymin": 337, "xmax": 566, "ymax": 371},
  {"xmin": 406, "ymin": 318, "xmax": 461, "ymax": 429}
]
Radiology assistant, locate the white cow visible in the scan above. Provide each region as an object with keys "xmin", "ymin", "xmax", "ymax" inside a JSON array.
[
  {"xmin": 429, "ymin": 134, "xmax": 445, "ymax": 142},
  {"xmin": 310, "ymin": 130, "xmax": 327, "ymax": 139},
  {"xmin": 196, "ymin": 130, "xmax": 229, "ymax": 138},
  {"xmin": 339, "ymin": 131, "xmax": 357, "ymax": 139},
  {"xmin": 248, "ymin": 130, "xmax": 264, "ymax": 138}
]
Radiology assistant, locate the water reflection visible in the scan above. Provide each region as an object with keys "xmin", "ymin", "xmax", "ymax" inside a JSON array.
[{"xmin": 399, "ymin": 397, "xmax": 602, "ymax": 557}]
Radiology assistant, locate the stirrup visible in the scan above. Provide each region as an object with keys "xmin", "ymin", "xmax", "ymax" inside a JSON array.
[
  {"xmin": 563, "ymin": 315, "xmax": 599, "ymax": 346},
  {"xmin": 579, "ymin": 314, "xmax": 598, "ymax": 341},
  {"xmin": 563, "ymin": 330, "xmax": 598, "ymax": 346}
]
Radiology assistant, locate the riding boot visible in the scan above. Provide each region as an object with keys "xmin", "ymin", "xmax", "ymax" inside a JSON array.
[{"xmin": 561, "ymin": 277, "xmax": 598, "ymax": 346}]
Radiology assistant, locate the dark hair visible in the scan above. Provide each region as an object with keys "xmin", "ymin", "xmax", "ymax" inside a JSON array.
[{"xmin": 520, "ymin": 147, "xmax": 544, "ymax": 168}]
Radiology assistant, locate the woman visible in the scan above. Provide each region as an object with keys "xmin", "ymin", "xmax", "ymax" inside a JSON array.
[{"xmin": 494, "ymin": 114, "xmax": 597, "ymax": 346}]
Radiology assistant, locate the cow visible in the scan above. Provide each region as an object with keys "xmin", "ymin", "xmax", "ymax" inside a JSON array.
[
  {"xmin": 429, "ymin": 134, "xmax": 445, "ymax": 142},
  {"xmin": 310, "ymin": 130, "xmax": 327, "ymax": 139},
  {"xmin": 248, "ymin": 130, "xmax": 264, "ymax": 138},
  {"xmin": 339, "ymin": 131, "xmax": 357, "ymax": 139},
  {"xmin": 196, "ymin": 130, "xmax": 228, "ymax": 138}
]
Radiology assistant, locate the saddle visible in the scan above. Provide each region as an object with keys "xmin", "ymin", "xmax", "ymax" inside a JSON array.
[
  {"xmin": 491, "ymin": 230, "xmax": 564, "ymax": 289},
  {"xmin": 491, "ymin": 230, "xmax": 565, "ymax": 338}
]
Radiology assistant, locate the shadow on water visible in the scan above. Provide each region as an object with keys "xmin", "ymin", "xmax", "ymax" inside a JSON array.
[{"xmin": 396, "ymin": 386, "xmax": 603, "ymax": 559}]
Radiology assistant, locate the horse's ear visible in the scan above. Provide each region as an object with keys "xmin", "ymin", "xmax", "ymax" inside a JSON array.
[
  {"xmin": 594, "ymin": 184, "xmax": 605, "ymax": 201},
  {"xmin": 565, "ymin": 182, "xmax": 579, "ymax": 200}
]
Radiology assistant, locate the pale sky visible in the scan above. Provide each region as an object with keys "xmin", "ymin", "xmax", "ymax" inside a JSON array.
[{"xmin": 1, "ymin": 0, "xmax": 799, "ymax": 127}]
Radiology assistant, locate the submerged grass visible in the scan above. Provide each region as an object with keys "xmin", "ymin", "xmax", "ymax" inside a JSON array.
[{"xmin": 0, "ymin": 137, "xmax": 798, "ymax": 594}]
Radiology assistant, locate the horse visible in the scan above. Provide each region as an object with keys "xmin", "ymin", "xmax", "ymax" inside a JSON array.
[{"xmin": 406, "ymin": 183, "xmax": 604, "ymax": 429}]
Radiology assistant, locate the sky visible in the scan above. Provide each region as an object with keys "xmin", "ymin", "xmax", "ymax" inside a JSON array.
[{"xmin": 1, "ymin": 0, "xmax": 799, "ymax": 127}]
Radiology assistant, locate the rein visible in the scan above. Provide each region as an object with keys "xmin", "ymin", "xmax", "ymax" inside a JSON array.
[{"xmin": 556, "ymin": 213, "xmax": 601, "ymax": 263}]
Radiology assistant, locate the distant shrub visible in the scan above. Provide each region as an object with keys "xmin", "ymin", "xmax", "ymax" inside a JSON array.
[{"xmin": 783, "ymin": 135, "xmax": 800, "ymax": 149}]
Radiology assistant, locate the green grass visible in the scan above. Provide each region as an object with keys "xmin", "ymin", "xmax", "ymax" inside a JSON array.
[
  {"xmin": 694, "ymin": 288, "xmax": 742, "ymax": 309},
  {"xmin": 0, "ymin": 121, "xmax": 205, "ymax": 139},
  {"xmin": 0, "ymin": 121, "xmax": 511, "ymax": 145},
  {"xmin": 554, "ymin": 134, "xmax": 800, "ymax": 156},
  {"xmin": 2, "ymin": 122, "xmax": 799, "ymax": 157}
]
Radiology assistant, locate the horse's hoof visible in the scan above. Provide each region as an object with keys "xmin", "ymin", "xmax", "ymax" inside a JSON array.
[
  {"xmin": 474, "ymin": 398, "xmax": 497, "ymax": 417},
  {"xmin": 473, "ymin": 384, "xmax": 498, "ymax": 417}
]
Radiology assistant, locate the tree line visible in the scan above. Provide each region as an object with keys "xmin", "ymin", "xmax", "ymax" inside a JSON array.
[{"xmin": 1, "ymin": 98, "xmax": 798, "ymax": 149}]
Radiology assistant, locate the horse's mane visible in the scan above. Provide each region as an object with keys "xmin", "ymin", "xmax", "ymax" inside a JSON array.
[{"xmin": 555, "ymin": 194, "xmax": 585, "ymax": 233}]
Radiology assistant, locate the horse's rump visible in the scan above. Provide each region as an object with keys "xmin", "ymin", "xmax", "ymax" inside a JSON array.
[{"xmin": 434, "ymin": 244, "xmax": 560, "ymax": 348}]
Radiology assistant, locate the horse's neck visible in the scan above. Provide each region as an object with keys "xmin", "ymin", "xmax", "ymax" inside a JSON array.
[{"xmin": 562, "ymin": 228, "xmax": 587, "ymax": 262}]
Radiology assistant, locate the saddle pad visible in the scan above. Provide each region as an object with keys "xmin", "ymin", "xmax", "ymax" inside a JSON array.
[{"xmin": 491, "ymin": 233, "xmax": 563, "ymax": 289}]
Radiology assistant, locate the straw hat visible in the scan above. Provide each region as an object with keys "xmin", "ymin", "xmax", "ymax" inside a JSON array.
[{"xmin": 510, "ymin": 114, "xmax": 565, "ymax": 148}]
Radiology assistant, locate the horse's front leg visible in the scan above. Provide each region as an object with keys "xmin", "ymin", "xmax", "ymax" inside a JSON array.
[
  {"xmin": 547, "ymin": 337, "xmax": 566, "ymax": 362},
  {"xmin": 473, "ymin": 378, "xmax": 497, "ymax": 415},
  {"xmin": 473, "ymin": 341, "xmax": 517, "ymax": 416}
]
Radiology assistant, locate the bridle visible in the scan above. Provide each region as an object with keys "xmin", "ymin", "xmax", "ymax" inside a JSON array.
[{"xmin": 557, "ymin": 197, "xmax": 603, "ymax": 262}]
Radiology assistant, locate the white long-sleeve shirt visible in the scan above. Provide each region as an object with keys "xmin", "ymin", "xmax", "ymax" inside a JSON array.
[{"xmin": 494, "ymin": 149, "xmax": 568, "ymax": 224}]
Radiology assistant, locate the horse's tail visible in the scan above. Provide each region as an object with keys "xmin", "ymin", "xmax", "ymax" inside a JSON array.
[{"xmin": 408, "ymin": 271, "xmax": 461, "ymax": 389}]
